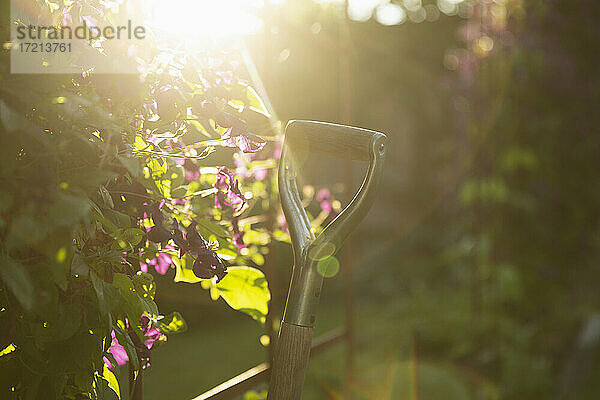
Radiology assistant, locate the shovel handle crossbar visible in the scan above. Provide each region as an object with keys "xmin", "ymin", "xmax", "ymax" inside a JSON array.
[{"xmin": 268, "ymin": 120, "xmax": 386, "ymax": 399}]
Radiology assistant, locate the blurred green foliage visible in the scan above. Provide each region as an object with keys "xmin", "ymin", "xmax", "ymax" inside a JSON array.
[
  {"xmin": 251, "ymin": 0, "xmax": 600, "ymax": 399},
  {"xmin": 326, "ymin": 0, "xmax": 600, "ymax": 399}
]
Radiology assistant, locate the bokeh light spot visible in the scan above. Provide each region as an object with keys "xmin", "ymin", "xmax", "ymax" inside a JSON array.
[
  {"xmin": 425, "ymin": 4, "xmax": 440, "ymax": 21},
  {"xmin": 278, "ymin": 48, "xmax": 291, "ymax": 63},
  {"xmin": 375, "ymin": 3, "xmax": 407, "ymax": 26},
  {"xmin": 260, "ymin": 335, "xmax": 270, "ymax": 346},
  {"xmin": 404, "ymin": 0, "xmax": 422, "ymax": 12},
  {"xmin": 474, "ymin": 35, "xmax": 494, "ymax": 57},
  {"xmin": 309, "ymin": 242, "xmax": 336, "ymax": 261},
  {"xmin": 438, "ymin": 0, "xmax": 458, "ymax": 15},
  {"xmin": 317, "ymin": 256, "xmax": 340, "ymax": 278},
  {"xmin": 311, "ymin": 22, "xmax": 322, "ymax": 34},
  {"xmin": 348, "ymin": 0, "xmax": 380, "ymax": 22}
]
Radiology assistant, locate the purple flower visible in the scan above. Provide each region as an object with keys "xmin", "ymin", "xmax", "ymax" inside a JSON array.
[
  {"xmin": 278, "ymin": 212, "xmax": 289, "ymax": 235},
  {"xmin": 213, "ymin": 167, "xmax": 245, "ymax": 211},
  {"xmin": 186, "ymin": 223, "xmax": 228, "ymax": 282},
  {"xmin": 234, "ymin": 157, "xmax": 251, "ymax": 179},
  {"xmin": 141, "ymin": 314, "xmax": 164, "ymax": 350},
  {"xmin": 156, "ymin": 253, "xmax": 173, "ymax": 274},
  {"xmin": 144, "ymin": 327, "xmax": 162, "ymax": 350},
  {"xmin": 103, "ymin": 330, "xmax": 129, "ymax": 370},
  {"xmin": 142, "ymin": 203, "xmax": 228, "ymax": 281},
  {"xmin": 320, "ymin": 200, "xmax": 332, "ymax": 213},
  {"xmin": 147, "ymin": 224, "xmax": 171, "ymax": 243},
  {"xmin": 316, "ymin": 188, "xmax": 330, "ymax": 202},
  {"xmin": 234, "ymin": 152, "xmax": 269, "ymax": 181},
  {"xmin": 316, "ymin": 188, "xmax": 332, "ymax": 213},
  {"xmin": 140, "ymin": 261, "xmax": 147, "ymax": 273},
  {"xmin": 253, "ymin": 167, "xmax": 268, "ymax": 181},
  {"xmin": 146, "ymin": 203, "xmax": 174, "ymax": 244},
  {"xmin": 173, "ymin": 197, "xmax": 188, "ymax": 205},
  {"xmin": 177, "ymin": 158, "xmax": 200, "ymax": 182},
  {"xmin": 221, "ymin": 128, "xmax": 266, "ymax": 153},
  {"xmin": 128, "ymin": 314, "xmax": 167, "ymax": 370},
  {"xmin": 141, "ymin": 252, "xmax": 173, "ymax": 275}
]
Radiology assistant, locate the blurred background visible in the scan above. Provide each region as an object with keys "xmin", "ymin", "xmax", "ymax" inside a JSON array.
[{"xmin": 143, "ymin": 0, "xmax": 600, "ymax": 399}]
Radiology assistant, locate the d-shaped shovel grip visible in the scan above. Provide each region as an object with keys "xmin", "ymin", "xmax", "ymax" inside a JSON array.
[
  {"xmin": 268, "ymin": 121, "xmax": 386, "ymax": 400},
  {"xmin": 279, "ymin": 120, "xmax": 387, "ymax": 268},
  {"xmin": 284, "ymin": 120, "xmax": 379, "ymax": 161}
]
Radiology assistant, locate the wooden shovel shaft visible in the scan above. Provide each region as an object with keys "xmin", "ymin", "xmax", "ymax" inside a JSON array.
[{"xmin": 267, "ymin": 322, "xmax": 314, "ymax": 400}]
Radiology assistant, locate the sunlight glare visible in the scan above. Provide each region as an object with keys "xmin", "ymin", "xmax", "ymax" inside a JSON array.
[
  {"xmin": 313, "ymin": 0, "xmax": 345, "ymax": 4},
  {"xmin": 147, "ymin": 0, "xmax": 263, "ymax": 42},
  {"xmin": 375, "ymin": 3, "xmax": 407, "ymax": 25},
  {"xmin": 348, "ymin": 0, "xmax": 386, "ymax": 22}
]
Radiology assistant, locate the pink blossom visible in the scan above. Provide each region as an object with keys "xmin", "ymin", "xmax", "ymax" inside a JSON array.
[{"xmin": 103, "ymin": 330, "xmax": 129, "ymax": 370}]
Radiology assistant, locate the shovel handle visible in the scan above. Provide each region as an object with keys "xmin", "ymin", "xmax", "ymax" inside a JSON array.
[
  {"xmin": 270, "ymin": 120, "xmax": 387, "ymax": 400},
  {"xmin": 285, "ymin": 120, "xmax": 382, "ymax": 161}
]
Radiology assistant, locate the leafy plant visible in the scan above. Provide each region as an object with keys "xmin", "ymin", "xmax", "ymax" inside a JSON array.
[{"xmin": 0, "ymin": 1, "xmax": 278, "ymax": 399}]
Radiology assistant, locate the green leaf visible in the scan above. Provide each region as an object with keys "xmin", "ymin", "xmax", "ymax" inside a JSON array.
[
  {"xmin": 31, "ymin": 303, "xmax": 82, "ymax": 343},
  {"xmin": 71, "ymin": 253, "xmax": 90, "ymax": 277},
  {"xmin": 147, "ymin": 158, "xmax": 167, "ymax": 178},
  {"xmin": 171, "ymin": 187, "xmax": 187, "ymax": 199},
  {"xmin": 246, "ymin": 86, "xmax": 270, "ymax": 117},
  {"xmin": 90, "ymin": 272, "xmax": 121, "ymax": 316},
  {"xmin": 90, "ymin": 202, "xmax": 117, "ymax": 234},
  {"xmin": 0, "ymin": 255, "xmax": 34, "ymax": 311},
  {"xmin": 172, "ymin": 253, "xmax": 201, "ymax": 283},
  {"xmin": 112, "ymin": 273, "xmax": 141, "ymax": 320},
  {"xmin": 170, "ymin": 165, "xmax": 186, "ymax": 188},
  {"xmin": 0, "ymin": 343, "xmax": 16, "ymax": 357},
  {"xmin": 216, "ymin": 247, "xmax": 238, "ymax": 261},
  {"xmin": 103, "ymin": 209, "xmax": 132, "ymax": 230},
  {"xmin": 117, "ymin": 155, "xmax": 141, "ymax": 178},
  {"xmin": 114, "ymin": 228, "xmax": 145, "ymax": 247},
  {"xmin": 91, "ymin": 272, "xmax": 108, "ymax": 315},
  {"xmin": 195, "ymin": 219, "xmax": 229, "ymax": 238},
  {"xmin": 140, "ymin": 296, "xmax": 159, "ymax": 318},
  {"xmin": 46, "ymin": 193, "xmax": 91, "ymax": 229},
  {"xmin": 188, "ymin": 119, "xmax": 213, "ymax": 138},
  {"xmin": 132, "ymin": 272, "xmax": 156, "ymax": 301},
  {"xmin": 6, "ymin": 211, "xmax": 49, "ymax": 250},
  {"xmin": 158, "ymin": 312, "xmax": 187, "ymax": 334},
  {"xmin": 213, "ymin": 267, "xmax": 270, "ymax": 323},
  {"xmin": 102, "ymin": 363, "xmax": 121, "ymax": 399},
  {"xmin": 74, "ymin": 370, "xmax": 92, "ymax": 393},
  {"xmin": 98, "ymin": 186, "xmax": 114, "ymax": 209},
  {"xmin": 0, "ymin": 99, "xmax": 48, "ymax": 143},
  {"xmin": 113, "ymin": 273, "xmax": 158, "ymax": 320},
  {"xmin": 244, "ymin": 230, "xmax": 271, "ymax": 246}
]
